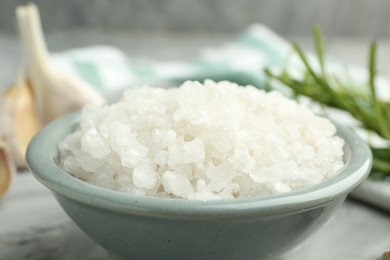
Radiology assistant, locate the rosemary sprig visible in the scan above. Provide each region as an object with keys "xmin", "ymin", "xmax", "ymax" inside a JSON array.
[{"xmin": 264, "ymin": 26, "xmax": 390, "ymax": 178}]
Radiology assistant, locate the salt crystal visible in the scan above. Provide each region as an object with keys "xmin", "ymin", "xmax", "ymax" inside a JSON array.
[
  {"xmin": 231, "ymin": 149, "xmax": 256, "ymax": 174},
  {"xmin": 167, "ymin": 138, "xmax": 183, "ymax": 168},
  {"xmin": 133, "ymin": 164, "xmax": 157, "ymax": 189},
  {"xmin": 162, "ymin": 130, "xmax": 177, "ymax": 145},
  {"xmin": 205, "ymin": 163, "xmax": 235, "ymax": 192},
  {"xmin": 173, "ymin": 109, "xmax": 184, "ymax": 122},
  {"xmin": 109, "ymin": 122, "xmax": 134, "ymax": 152},
  {"xmin": 60, "ymin": 155, "xmax": 92, "ymax": 180},
  {"xmin": 312, "ymin": 117, "xmax": 336, "ymax": 136},
  {"xmin": 153, "ymin": 150, "xmax": 169, "ymax": 166},
  {"xmin": 295, "ymin": 167, "xmax": 324, "ymax": 184},
  {"xmin": 326, "ymin": 160, "xmax": 345, "ymax": 177},
  {"xmin": 153, "ymin": 129, "xmax": 177, "ymax": 147},
  {"xmin": 190, "ymin": 109, "xmax": 210, "ymax": 125},
  {"xmin": 120, "ymin": 142, "xmax": 148, "ymax": 168},
  {"xmin": 117, "ymin": 179, "xmax": 147, "ymax": 196},
  {"xmin": 115, "ymin": 173, "xmax": 133, "ymax": 190},
  {"xmin": 210, "ymin": 132, "xmax": 232, "ymax": 152},
  {"xmin": 195, "ymin": 179, "xmax": 207, "ymax": 192},
  {"xmin": 89, "ymin": 163, "xmax": 114, "ymax": 189},
  {"xmin": 58, "ymin": 80, "xmax": 345, "ymax": 200},
  {"xmin": 162, "ymin": 171, "xmax": 194, "ymax": 198},
  {"xmin": 187, "ymin": 191, "xmax": 222, "ymax": 200},
  {"xmin": 181, "ymin": 137, "xmax": 205, "ymax": 164},
  {"xmin": 59, "ymin": 131, "xmax": 82, "ymax": 152},
  {"xmin": 279, "ymin": 122, "xmax": 301, "ymax": 142},
  {"xmin": 175, "ymin": 164, "xmax": 193, "ymax": 180},
  {"xmin": 152, "ymin": 129, "xmax": 163, "ymax": 143},
  {"xmin": 268, "ymin": 181, "xmax": 292, "ymax": 194},
  {"xmin": 81, "ymin": 127, "xmax": 110, "ymax": 158},
  {"xmin": 74, "ymin": 150, "xmax": 104, "ymax": 172},
  {"xmin": 250, "ymin": 161, "xmax": 298, "ymax": 183}
]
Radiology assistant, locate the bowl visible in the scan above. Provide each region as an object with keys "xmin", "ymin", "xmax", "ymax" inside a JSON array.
[{"xmin": 26, "ymin": 113, "xmax": 372, "ymax": 260}]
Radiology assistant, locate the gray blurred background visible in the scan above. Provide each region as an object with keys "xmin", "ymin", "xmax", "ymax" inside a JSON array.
[
  {"xmin": 1, "ymin": 0, "xmax": 390, "ymax": 37},
  {"xmin": 0, "ymin": 0, "xmax": 389, "ymax": 37},
  {"xmin": 1, "ymin": 0, "xmax": 390, "ymax": 88}
]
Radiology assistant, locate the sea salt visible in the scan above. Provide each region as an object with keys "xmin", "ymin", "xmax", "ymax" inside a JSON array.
[
  {"xmin": 58, "ymin": 80, "xmax": 345, "ymax": 200},
  {"xmin": 133, "ymin": 164, "xmax": 157, "ymax": 189},
  {"xmin": 162, "ymin": 171, "xmax": 194, "ymax": 198}
]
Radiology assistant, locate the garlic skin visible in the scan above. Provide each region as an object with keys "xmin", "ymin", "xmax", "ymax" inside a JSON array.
[
  {"xmin": 0, "ymin": 140, "xmax": 14, "ymax": 198},
  {"xmin": 16, "ymin": 3, "xmax": 105, "ymax": 123},
  {"xmin": 0, "ymin": 79, "xmax": 42, "ymax": 167},
  {"xmin": 0, "ymin": 3, "xmax": 106, "ymax": 170}
]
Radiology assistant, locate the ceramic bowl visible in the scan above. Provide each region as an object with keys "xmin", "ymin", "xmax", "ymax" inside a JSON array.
[{"xmin": 26, "ymin": 113, "xmax": 372, "ymax": 260}]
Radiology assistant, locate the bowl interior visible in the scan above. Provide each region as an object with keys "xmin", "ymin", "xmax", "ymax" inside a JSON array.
[{"xmin": 26, "ymin": 113, "xmax": 372, "ymax": 217}]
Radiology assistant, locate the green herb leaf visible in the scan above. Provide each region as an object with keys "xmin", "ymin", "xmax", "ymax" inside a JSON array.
[{"xmin": 265, "ymin": 27, "xmax": 390, "ymax": 179}]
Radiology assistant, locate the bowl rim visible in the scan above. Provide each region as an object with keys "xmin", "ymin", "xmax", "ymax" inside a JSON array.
[{"xmin": 26, "ymin": 113, "xmax": 372, "ymax": 218}]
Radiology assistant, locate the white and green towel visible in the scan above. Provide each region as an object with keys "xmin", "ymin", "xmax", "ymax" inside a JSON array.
[
  {"xmin": 51, "ymin": 25, "xmax": 293, "ymax": 93},
  {"xmin": 52, "ymin": 24, "xmax": 388, "ymax": 95}
]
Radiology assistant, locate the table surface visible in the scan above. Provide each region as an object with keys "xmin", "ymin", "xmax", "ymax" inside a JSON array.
[{"xmin": 1, "ymin": 30, "xmax": 390, "ymax": 260}]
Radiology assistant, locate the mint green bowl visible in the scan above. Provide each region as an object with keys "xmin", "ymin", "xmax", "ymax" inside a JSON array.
[{"xmin": 26, "ymin": 113, "xmax": 372, "ymax": 260}]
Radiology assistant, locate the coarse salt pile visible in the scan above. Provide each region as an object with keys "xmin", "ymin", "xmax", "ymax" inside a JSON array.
[{"xmin": 58, "ymin": 80, "xmax": 345, "ymax": 200}]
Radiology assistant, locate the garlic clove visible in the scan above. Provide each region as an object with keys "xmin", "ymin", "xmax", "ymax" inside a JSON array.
[
  {"xmin": 16, "ymin": 3, "xmax": 106, "ymax": 124},
  {"xmin": 28, "ymin": 68, "xmax": 106, "ymax": 123},
  {"xmin": 379, "ymin": 250, "xmax": 390, "ymax": 260},
  {"xmin": 0, "ymin": 78, "xmax": 42, "ymax": 168},
  {"xmin": 0, "ymin": 139, "xmax": 14, "ymax": 198}
]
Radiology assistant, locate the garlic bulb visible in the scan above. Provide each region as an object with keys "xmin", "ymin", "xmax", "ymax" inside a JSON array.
[
  {"xmin": 0, "ymin": 140, "xmax": 14, "ymax": 198},
  {"xmin": 0, "ymin": 3, "xmax": 107, "ymax": 172},
  {"xmin": 0, "ymin": 79, "xmax": 41, "ymax": 167},
  {"xmin": 16, "ymin": 3, "xmax": 105, "ymax": 123}
]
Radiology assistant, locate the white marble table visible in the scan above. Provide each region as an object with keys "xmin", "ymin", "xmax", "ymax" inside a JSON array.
[{"xmin": 1, "ymin": 31, "xmax": 390, "ymax": 259}]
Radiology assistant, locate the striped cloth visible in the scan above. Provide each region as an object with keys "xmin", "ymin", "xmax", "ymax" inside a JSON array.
[
  {"xmin": 51, "ymin": 24, "xmax": 293, "ymax": 93},
  {"xmin": 51, "ymin": 23, "xmax": 389, "ymax": 100}
]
